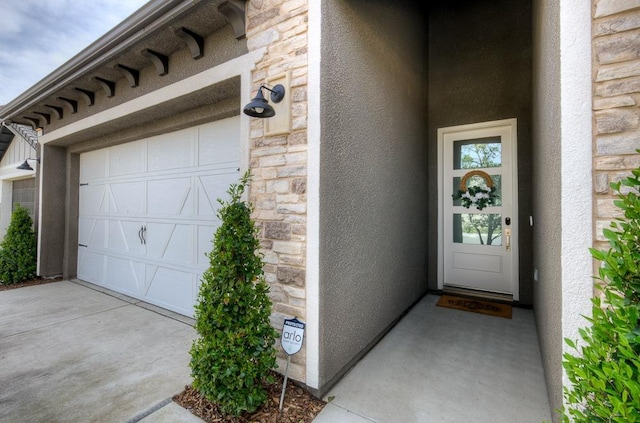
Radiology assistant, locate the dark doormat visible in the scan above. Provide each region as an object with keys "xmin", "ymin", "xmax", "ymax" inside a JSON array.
[{"xmin": 436, "ymin": 295, "xmax": 512, "ymax": 319}]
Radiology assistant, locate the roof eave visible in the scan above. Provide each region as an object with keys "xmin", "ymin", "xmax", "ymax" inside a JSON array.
[{"xmin": 0, "ymin": 0, "xmax": 203, "ymax": 122}]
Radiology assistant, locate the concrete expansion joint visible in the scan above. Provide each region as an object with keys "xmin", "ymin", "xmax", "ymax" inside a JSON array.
[
  {"xmin": 327, "ymin": 403, "xmax": 377, "ymax": 422},
  {"xmin": 126, "ymin": 397, "xmax": 173, "ymax": 423}
]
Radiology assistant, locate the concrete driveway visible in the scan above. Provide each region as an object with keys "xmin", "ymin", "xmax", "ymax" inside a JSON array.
[{"xmin": 0, "ymin": 280, "xmax": 202, "ymax": 423}]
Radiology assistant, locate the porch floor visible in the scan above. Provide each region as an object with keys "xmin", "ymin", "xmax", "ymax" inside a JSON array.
[{"xmin": 313, "ymin": 293, "xmax": 553, "ymax": 422}]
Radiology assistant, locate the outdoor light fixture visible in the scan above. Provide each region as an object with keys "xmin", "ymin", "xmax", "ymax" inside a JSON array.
[
  {"xmin": 17, "ymin": 158, "xmax": 40, "ymax": 171},
  {"xmin": 243, "ymin": 84, "xmax": 286, "ymax": 118}
]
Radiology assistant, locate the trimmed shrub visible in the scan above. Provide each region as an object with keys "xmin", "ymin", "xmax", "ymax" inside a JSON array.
[
  {"xmin": 0, "ymin": 204, "xmax": 37, "ymax": 285},
  {"xmin": 189, "ymin": 171, "xmax": 278, "ymax": 416},
  {"xmin": 562, "ymin": 165, "xmax": 640, "ymax": 421}
]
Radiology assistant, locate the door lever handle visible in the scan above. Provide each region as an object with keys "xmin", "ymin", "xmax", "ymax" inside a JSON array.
[
  {"xmin": 138, "ymin": 225, "xmax": 147, "ymax": 245},
  {"xmin": 505, "ymin": 228, "xmax": 511, "ymax": 251}
]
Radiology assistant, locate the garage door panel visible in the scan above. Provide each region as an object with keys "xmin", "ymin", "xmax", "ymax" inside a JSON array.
[
  {"xmin": 108, "ymin": 220, "xmax": 145, "ymax": 255},
  {"xmin": 79, "ymin": 185, "xmax": 107, "ymax": 215},
  {"xmin": 78, "ymin": 250, "xmax": 105, "ymax": 284},
  {"xmin": 78, "ymin": 218, "xmax": 97, "ymax": 247},
  {"xmin": 145, "ymin": 266, "xmax": 195, "ymax": 316},
  {"xmin": 105, "ymin": 257, "xmax": 143, "ymax": 297},
  {"xmin": 110, "ymin": 182, "xmax": 145, "ymax": 214},
  {"xmin": 147, "ymin": 178, "xmax": 192, "ymax": 216},
  {"xmin": 146, "ymin": 223, "xmax": 192, "ymax": 264},
  {"xmin": 85, "ymin": 219, "xmax": 107, "ymax": 249},
  {"xmin": 80, "ymin": 149, "xmax": 107, "ymax": 180},
  {"xmin": 198, "ymin": 119, "xmax": 240, "ymax": 166},
  {"xmin": 109, "ymin": 140, "xmax": 145, "ymax": 177},
  {"xmin": 148, "ymin": 129, "xmax": 194, "ymax": 172},
  {"xmin": 198, "ymin": 172, "xmax": 239, "ymax": 216}
]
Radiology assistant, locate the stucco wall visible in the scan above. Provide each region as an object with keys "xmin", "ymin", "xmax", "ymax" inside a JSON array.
[
  {"xmin": 533, "ymin": 0, "xmax": 594, "ymax": 419},
  {"xmin": 532, "ymin": 0, "xmax": 563, "ymax": 416},
  {"xmin": 317, "ymin": 0, "xmax": 428, "ymax": 393},
  {"xmin": 38, "ymin": 145, "xmax": 66, "ymax": 277}
]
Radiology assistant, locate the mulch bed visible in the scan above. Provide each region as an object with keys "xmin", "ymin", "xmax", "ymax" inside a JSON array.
[
  {"xmin": 0, "ymin": 276, "xmax": 64, "ymax": 291},
  {"xmin": 173, "ymin": 371, "xmax": 327, "ymax": 423}
]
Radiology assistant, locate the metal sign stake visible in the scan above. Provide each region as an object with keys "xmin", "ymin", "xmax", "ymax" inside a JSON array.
[
  {"xmin": 279, "ymin": 355, "xmax": 291, "ymax": 412},
  {"xmin": 278, "ymin": 317, "xmax": 305, "ymax": 413}
]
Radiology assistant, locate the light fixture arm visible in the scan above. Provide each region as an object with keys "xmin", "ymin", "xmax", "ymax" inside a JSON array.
[{"xmin": 260, "ymin": 84, "xmax": 285, "ymax": 103}]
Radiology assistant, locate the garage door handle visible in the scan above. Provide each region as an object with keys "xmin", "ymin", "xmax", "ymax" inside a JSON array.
[{"xmin": 138, "ymin": 226, "xmax": 146, "ymax": 245}]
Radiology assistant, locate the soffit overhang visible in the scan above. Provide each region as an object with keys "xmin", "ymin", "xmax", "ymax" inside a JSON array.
[
  {"xmin": 0, "ymin": 126, "xmax": 15, "ymax": 162},
  {"xmin": 0, "ymin": 0, "xmax": 247, "ymax": 131}
]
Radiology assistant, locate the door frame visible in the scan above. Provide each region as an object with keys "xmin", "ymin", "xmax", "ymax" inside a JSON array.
[{"xmin": 437, "ymin": 118, "xmax": 519, "ymax": 300}]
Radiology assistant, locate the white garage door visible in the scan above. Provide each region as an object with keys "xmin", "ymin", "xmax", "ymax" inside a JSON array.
[{"xmin": 77, "ymin": 117, "xmax": 240, "ymax": 317}]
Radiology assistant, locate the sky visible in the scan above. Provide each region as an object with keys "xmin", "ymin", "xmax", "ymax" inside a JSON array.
[{"xmin": 0, "ymin": 0, "xmax": 150, "ymax": 106}]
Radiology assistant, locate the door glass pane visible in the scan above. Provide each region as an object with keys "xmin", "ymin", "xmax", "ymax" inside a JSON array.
[
  {"xmin": 453, "ymin": 175, "xmax": 502, "ymax": 207},
  {"xmin": 453, "ymin": 213, "xmax": 502, "ymax": 245},
  {"xmin": 453, "ymin": 137, "xmax": 502, "ymax": 170}
]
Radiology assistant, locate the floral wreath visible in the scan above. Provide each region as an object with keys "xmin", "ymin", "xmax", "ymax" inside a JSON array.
[{"xmin": 452, "ymin": 170, "xmax": 499, "ymax": 211}]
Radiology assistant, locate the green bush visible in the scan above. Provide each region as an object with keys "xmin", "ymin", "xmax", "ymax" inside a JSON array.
[
  {"xmin": 189, "ymin": 171, "xmax": 278, "ymax": 416},
  {"xmin": 562, "ymin": 165, "xmax": 640, "ymax": 421},
  {"xmin": 0, "ymin": 204, "xmax": 37, "ymax": 285}
]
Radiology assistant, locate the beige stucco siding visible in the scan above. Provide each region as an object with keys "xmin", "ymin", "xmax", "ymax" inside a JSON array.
[
  {"xmin": 532, "ymin": 0, "xmax": 564, "ymax": 415},
  {"xmin": 317, "ymin": 0, "xmax": 428, "ymax": 395}
]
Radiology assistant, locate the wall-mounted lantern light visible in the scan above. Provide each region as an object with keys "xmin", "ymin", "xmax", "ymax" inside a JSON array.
[
  {"xmin": 243, "ymin": 84, "xmax": 286, "ymax": 118},
  {"xmin": 17, "ymin": 158, "xmax": 40, "ymax": 171}
]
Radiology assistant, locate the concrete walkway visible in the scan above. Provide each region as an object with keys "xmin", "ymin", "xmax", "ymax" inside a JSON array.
[
  {"xmin": 0, "ymin": 280, "xmax": 201, "ymax": 423},
  {"xmin": 312, "ymin": 294, "xmax": 553, "ymax": 422}
]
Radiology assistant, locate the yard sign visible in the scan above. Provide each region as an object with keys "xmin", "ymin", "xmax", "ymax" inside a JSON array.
[
  {"xmin": 281, "ymin": 317, "xmax": 305, "ymax": 355},
  {"xmin": 279, "ymin": 317, "xmax": 306, "ymax": 411}
]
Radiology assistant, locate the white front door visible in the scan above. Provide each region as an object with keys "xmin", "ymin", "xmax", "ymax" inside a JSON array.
[
  {"xmin": 438, "ymin": 119, "xmax": 519, "ymax": 299},
  {"xmin": 77, "ymin": 117, "xmax": 241, "ymax": 316}
]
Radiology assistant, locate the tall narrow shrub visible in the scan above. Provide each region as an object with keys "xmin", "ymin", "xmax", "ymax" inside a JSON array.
[
  {"xmin": 562, "ymin": 164, "xmax": 640, "ymax": 421},
  {"xmin": 0, "ymin": 204, "xmax": 37, "ymax": 285},
  {"xmin": 189, "ymin": 171, "xmax": 278, "ymax": 416}
]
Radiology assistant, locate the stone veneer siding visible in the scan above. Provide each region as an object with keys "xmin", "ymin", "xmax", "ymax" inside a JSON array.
[
  {"xmin": 245, "ymin": 0, "xmax": 309, "ymax": 383},
  {"xmin": 593, "ymin": 1, "xmax": 640, "ymax": 266}
]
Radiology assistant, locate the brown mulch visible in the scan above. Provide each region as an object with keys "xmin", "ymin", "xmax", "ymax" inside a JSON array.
[
  {"xmin": 0, "ymin": 276, "xmax": 64, "ymax": 291},
  {"xmin": 173, "ymin": 371, "xmax": 327, "ymax": 423}
]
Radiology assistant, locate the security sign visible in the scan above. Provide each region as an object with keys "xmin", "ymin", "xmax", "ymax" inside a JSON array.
[{"xmin": 281, "ymin": 318, "xmax": 305, "ymax": 355}]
